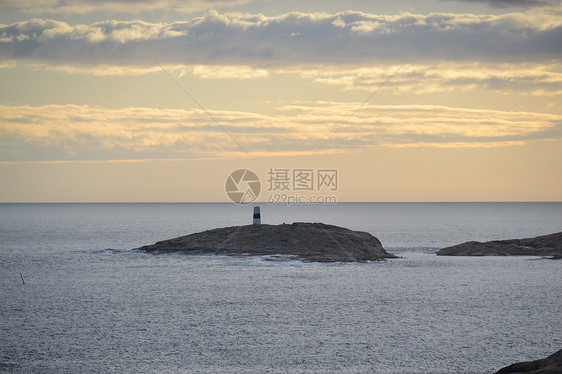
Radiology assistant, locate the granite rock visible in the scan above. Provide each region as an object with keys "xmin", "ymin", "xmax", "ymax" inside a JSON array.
[
  {"xmin": 436, "ymin": 232, "xmax": 562, "ymax": 257},
  {"xmin": 132, "ymin": 222, "xmax": 397, "ymax": 262},
  {"xmin": 494, "ymin": 348, "xmax": 562, "ymax": 374}
]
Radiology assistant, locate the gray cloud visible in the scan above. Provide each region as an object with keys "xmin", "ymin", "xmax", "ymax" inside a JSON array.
[{"xmin": 0, "ymin": 10, "xmax": 560, "ymax": 69}]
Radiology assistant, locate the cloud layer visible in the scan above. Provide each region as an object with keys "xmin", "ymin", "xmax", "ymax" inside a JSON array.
[
  {"xmin": 1, "ymin": 0, "xmax": 555, "ymax": 15},
  {"xmin": 2, "ymin": 9, "xmax": 560, "ymax": 162},
  {"xmin": 294, "ymin": 62, "xmax": 562, "ymax": 96},
  {"xmin": 1, "ymin": 103, "xmax": 560, "ymax": 161},
  {"xmin": 1, "ymin": 10, "xmax": 560, "ymax": 70}
]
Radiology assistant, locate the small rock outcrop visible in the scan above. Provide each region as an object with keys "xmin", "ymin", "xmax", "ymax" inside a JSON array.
[
  {"xmin": 436, "ymin": 232, "xmax": 562, "ymax": 257},
  {"xmin": 132, "ymin": 222, "xmax": 396, "ymax": 262},
  {"xmin": 494, "ymin": 348, "xmax": 562, "ymax": 374}
]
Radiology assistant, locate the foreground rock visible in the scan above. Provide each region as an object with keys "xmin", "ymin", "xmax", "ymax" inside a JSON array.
[
  {"xmin": 436, "ymin": 232, "xmax": 562, "ymax": 257},
  {"xmin": 494, "ymin": 348, "xmax": 562, "ymax": 374},
  {"xmin": 132, "ymin": 222, "xmax": 397, "ymax": 262}
]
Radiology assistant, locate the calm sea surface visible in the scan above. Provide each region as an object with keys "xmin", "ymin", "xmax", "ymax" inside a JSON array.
[{"xmin": 1, "ymin": 203, "xmax": 561, "ymax": 373}]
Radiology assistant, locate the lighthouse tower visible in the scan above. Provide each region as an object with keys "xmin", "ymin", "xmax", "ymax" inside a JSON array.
[{"xmin": 253, "ymin": 206, "xmax": 261, "ymax": 225}]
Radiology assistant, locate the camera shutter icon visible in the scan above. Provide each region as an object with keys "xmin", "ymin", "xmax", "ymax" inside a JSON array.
[{"xmin": 225, "ymin": 169, "xmax": 261, "ymax": 204}]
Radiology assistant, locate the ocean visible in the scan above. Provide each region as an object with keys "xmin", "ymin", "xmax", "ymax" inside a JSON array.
[{"xmin": 1, "ymin": 202, "xmax": 561, "ymax": 373}]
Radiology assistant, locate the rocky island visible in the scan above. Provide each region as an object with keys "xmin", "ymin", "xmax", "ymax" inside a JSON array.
[
  {"xmin": 132, "ymin": 222, "xmax": 397, "ymax": 262},
  {"xmin": 436, "ymin": 232, "xmax": 562, "ymax": 257},
  {"xmin": 494, "ymin": 348, "xmax": 562, "ymax": 374}
]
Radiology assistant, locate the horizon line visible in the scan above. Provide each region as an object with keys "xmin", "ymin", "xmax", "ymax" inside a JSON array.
[{"xmin": 1, "ymin": 201, "xmax": 561, "ymax": 204}]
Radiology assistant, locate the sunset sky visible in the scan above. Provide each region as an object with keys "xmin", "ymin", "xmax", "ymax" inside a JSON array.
[{"xmin": 1, "ymin": 0, "xmax": 561, "ymax": 202}]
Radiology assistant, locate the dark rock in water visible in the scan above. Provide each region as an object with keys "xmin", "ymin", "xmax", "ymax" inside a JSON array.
[
  {"xmin": 436, "ymin": 232, "xmax": 562, "ymax": 257},
  {"xmin": 494, "ymin": 348, "xmax": 562, "ymax": 374},
  {"xmin": 132, "ymin": 222, "xmax": 397, "ymax": 262}
]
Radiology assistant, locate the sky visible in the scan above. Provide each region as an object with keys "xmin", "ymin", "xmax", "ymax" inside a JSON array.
[{"xmin": 0, "ymin": 0, "xmax": 561, "ymax": 202}]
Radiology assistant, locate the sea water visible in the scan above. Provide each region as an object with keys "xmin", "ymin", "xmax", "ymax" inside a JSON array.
[{"xmin": 0, "ymin": 203, "xmax": 561, "ymax": 373}]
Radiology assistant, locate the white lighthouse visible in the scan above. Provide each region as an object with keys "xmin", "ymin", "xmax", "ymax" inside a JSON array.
[{"xmin": 253, "ymin": 206, "xmax": 261, "ymax": 225}]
